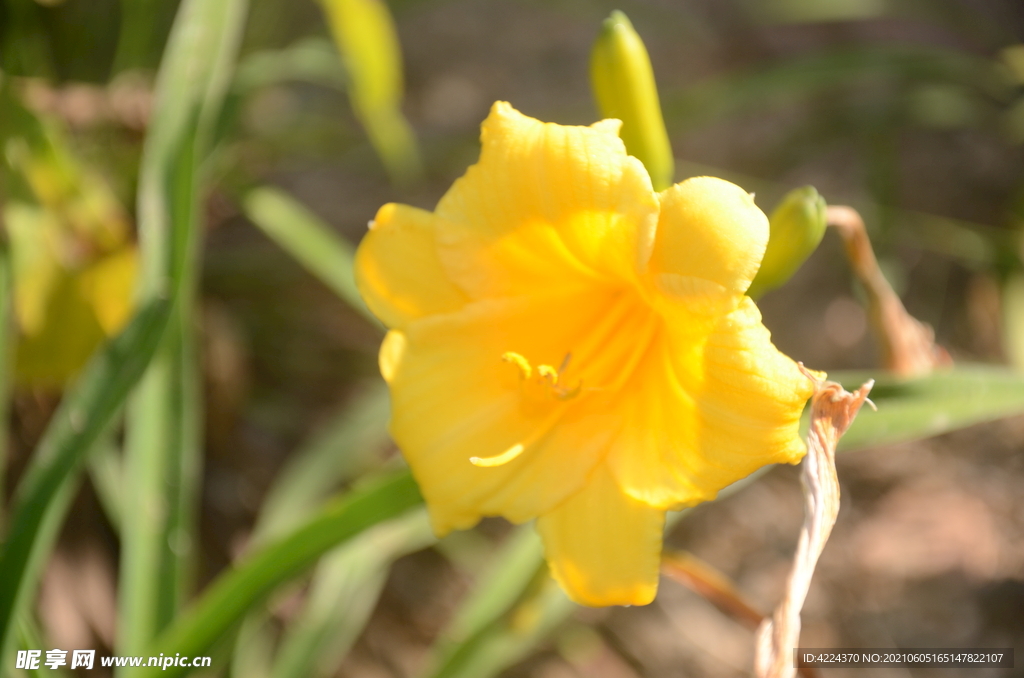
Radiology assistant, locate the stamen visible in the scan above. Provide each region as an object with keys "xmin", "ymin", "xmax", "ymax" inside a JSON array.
[
  {"xmin": 555, "ymin": 381, "xmax": 582, "ymax": 400},
  {"xmin": 470, "ymin": 443, "xmax": 525, "ymax": 467},
  {"xmin": 485, "ymin": 294, "xmax": 654, "ymax": 468},
  {"xmin": 502, "ymin": 351, "xmax": 532, "ymax": 379},
  {"xmin": 537, "ymin": 364, "xmax": 559, "ymax": 384},
  {"xmin": 469, "ymin": 406, "xmax": 566, "ymax": 468},
  {"xmin": 557, "ymin": 352, "xmax": 572, "ymax": 374},
  {"xmin": 501, "ymin": 350, "xmax": 586, "ymax": 401}
]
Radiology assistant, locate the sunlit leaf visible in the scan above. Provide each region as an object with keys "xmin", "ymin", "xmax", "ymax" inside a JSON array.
[
  {"xmin": 77, "ymin": 246, "xmax": 139, "ymax": 336},
  {"xmin": 233, "ymin": 37, "xmax": 347, "ymax": 93},
  {"xmin": 119, "ymin": 0, "xmax": 249, "ymax": 666},
  {"xmin": 0, "ymin": 89, "xmax": 138, "ymax": 387},
  {"xmin": 831, "ymin": 366, "xmax": 1024, "ymax": 451},
  {"xmin": 13, "ymin": 268, "xmax": 107, "ymax": 386},
  {"xmin": 253, "ymin": 382, "xmax": 390, "ymax": 543},
  {"xmin": 140, "ymin": 470, "xmax": 423, "ymax": 678},
  {"xmin": 3, "ymin": 202, "xmax": 62, "ymax": 338},
  {"xmin": 243, "ymin": 186, "xmax": 379, "ymax": 327},
  {"xmin": 270, "ymin": 510, "xmax": 435, "ymax": 678},
  {"xmin": 318, "ymin": 0, "xmax": 422, "ymax": 184},
  {"xmin": 0, "ymin": 299, "xmax": 172, "ymax": 667}
]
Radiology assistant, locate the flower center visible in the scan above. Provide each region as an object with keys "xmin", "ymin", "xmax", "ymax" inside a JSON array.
[
  {"xmin": 500, "ymin": 351, "xmax": 582, "ymax": 401},
  {"xmin": 470, "ymin": 290, "xmax": 660, "ymax": 468}
]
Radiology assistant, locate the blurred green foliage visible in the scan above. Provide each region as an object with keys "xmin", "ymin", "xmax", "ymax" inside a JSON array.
[
  {"xmin": 0, "ymin": 85, "xmax": 138, "ymax": 387},
  {"xmin": 2, "ymin": 1, "xmax": 1024, "ymax": 677}
]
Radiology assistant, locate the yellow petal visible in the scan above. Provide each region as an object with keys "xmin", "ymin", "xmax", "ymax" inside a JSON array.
[
  {"xmin": 4, "ymin": 203, "xmax": 62, "ymax": 337},
  {"xmin": 355, "ymin": 202, "xmax": 469, "ymax": 329},
  {"xmin": 77, "ymin": 245, "xmax": 138, "ymax": 335},
  {"xmin": 649, "ymin": 177, "xmax": 768, "ymax": 294},
  {"xmin": 15, "ymin": 270, "xmax": 107, "ymax": 387},
  {"xmin": 385, "ymin": 289, "xmax": 615, "ymax": 534},
  {"xmin": 379, "ymin": 329, "xmax": 406, "ymax": 383},
  {"xmin": 536, "ymin": 462, "xmax": 664, "ymax": 606},
  {"xmin": 694, "ymin": 296, "xmax": 814, "ymax": 462},
  {"xmin": 607, "ymin": 296, "xmax": 813, "ymax": 509},
  {"xmin": 434, "ymin": 102, "xmax": 659, "ymax": 297}
]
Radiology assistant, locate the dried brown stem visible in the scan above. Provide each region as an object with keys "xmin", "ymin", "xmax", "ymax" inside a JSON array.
[
  {"xmin": 753, "ymin": 368, "xmax": 873, "ymax": 678},
  {"xmin": 827, "ymin": 205, "xmax": 951, "ymax": 377},
  {"xmin": 661, "ymin": 552, "xmax": 823, "ymax": 678}
]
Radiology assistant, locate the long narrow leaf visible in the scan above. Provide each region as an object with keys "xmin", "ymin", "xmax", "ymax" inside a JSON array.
[
  {"xmin": 254, "ymin": 382, "xmax": 390, "ymax": 543},
  {"xmin": 441, "ymin": 526, "xmax": 544, "ymax": 647},
  {"xmin": 0, "ymin": 299, "xmax": 171, "ymax": 664},
  {"xmin": 230, "ymin": 382, "xmax": 391, "ymax": 675},
  {"xmin": 318, "ymin": 0, "xmax": 422, "ymax": 184},
  {"xmin": 0, "ymin": 244, "xmax": 11, "ymax": 522},
  {"xmin": 831, "ymin": 365, "xmax": 1024, "ymax": 451},
  {"xmin": 428, "ymin": 577, "xmax": 574, "ymax": 678},
  {"xmin": 138, "ymin": 470, "xmax": 423, "ymax": 678},
  {"xmin": 86, "ymin": 434, "xmax": 125, "ymax": 533},
  {"xmin": 243, "ymin": 186, "xmax": 378, "ymax": 326},
  {"xmin": 119, "ymin": 0, "xmax": 249, "ymax": 666},
  {"xmin": 270, "ymin": 509, "xmax": 436, "ymax": 678}
]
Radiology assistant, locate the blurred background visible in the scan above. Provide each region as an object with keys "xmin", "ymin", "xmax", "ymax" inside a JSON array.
[{"xmin": 2, "ymin": 0, "xmax": 1024, "ymax": 676}]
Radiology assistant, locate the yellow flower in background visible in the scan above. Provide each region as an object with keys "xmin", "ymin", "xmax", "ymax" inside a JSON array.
[
  {"xmin": 355, "ymin": 102, "xmax": 814, "ymax": 606},
  {"xmin": 2, "ymin": 121, "xmax": 137, "ymax": 387}
]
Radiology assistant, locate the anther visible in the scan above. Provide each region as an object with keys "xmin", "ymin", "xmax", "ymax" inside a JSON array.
[
  {"xmin": 502, "ymin": 351, "xmax": 532, "ymax": 379},
  {"xmin": 537, "ymin": 364, "xmax": 559, "ymax": 384}
]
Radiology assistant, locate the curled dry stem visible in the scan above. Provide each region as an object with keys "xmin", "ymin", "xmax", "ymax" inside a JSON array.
[
  {"xmin": 827, "ymin": 205, "xmax": 951, "ymax": 377},
  {"xmin": 753, "ymin": 368, "xmax": 873, "ymax": 678}
]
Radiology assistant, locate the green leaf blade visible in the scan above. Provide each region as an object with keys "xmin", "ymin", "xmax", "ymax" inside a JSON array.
[
  {"xmin": 0, "ymin": 299, "xmax": 172, "ymax": 664},
  {"xmin": 831, "ymin": 365, "xmax": 1024, "ymax": 451},
  {"xmin": 119, "ymin": 0, "xmax": 250, "ymax": 666},
  {"xmin": 139, "ymin": 470, "xmax": 423, "ymax": 678},
  {"xmin": 243, "ymin": 186, "xmax": 378, "ymax": 326}
]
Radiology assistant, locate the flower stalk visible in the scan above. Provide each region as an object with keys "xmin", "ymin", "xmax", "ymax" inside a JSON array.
[{"xmin": 828, "ymin": 205, "xmax": 951, "ymax": 376}]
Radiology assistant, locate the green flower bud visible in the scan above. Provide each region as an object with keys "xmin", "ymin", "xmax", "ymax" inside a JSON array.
[
  {"xmin": 590, "ymin": 11, "xmax": 674, "ymax": 191},
  {"xmin": 747, "ymin": 186, "xmax": 827, "ymax": 299}
]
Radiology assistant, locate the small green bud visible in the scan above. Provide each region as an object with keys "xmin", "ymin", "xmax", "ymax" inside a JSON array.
[
  {"xmin": 1001, "ymin": 44, "xmax": 1024, "ymax": 84},
  {"xmin": 590, "ymin": 11, "xmax": 674, "ymax": 191},
  {"xmin": 747, "ymin": 186, "xmax": 827, "ymax": 299}
]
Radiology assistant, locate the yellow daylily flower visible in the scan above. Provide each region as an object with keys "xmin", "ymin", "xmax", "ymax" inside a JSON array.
[{"xmin": 355, "ymin": 102, "xmax": 815, "ymax": 607}]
